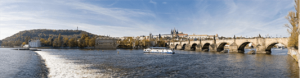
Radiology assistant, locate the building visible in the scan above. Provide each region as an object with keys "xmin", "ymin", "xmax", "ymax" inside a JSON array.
[
  {"xmin": 149, "ymin": 28, "xmax": 184, "ymax": 38},
  {"xmin": 171, "ymin": 28, "xmax": 179, "ymax": 38},
  {"xmin": 161, "ymin": 34, "xmax": 172, "ymax": 38},
  {"xmin": 178, "ymin": 34, "xmax": 188, "ymax": 37},
  {"xmin": 29, "ymin": 40, "xmax": 41, "ymax": 48},
  {"xmin": 187, "ymin": 34, "xmax": 218, "ymax": 40},
  {"xmin": 95, "ymin": 37, "xmax": 118, "ymax": 49},
  {"xmin": 23, "ymin": 45, "xmax": 29, "ymax": 48}
]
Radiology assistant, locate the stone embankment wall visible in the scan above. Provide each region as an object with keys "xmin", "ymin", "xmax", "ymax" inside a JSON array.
[
  {"xmin": 288, "ymin": 47, "xmax": 300, "ymax": 67},
  {"xmin": 288, "ymin": 35, "xmax": 300, "ymax": 67}
]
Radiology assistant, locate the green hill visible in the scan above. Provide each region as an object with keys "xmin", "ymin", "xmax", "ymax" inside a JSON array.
[{"xmin": 1, "ymin": 29, "xmax": 99, "ymax": 47}]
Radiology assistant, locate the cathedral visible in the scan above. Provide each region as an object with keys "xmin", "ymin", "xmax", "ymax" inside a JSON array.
[
  {"xmin": 148, "ymin": 28, "xmax": 188, "ymax": 39},
  {"xmin": 171, "ymin": 28, "xmax": 178, "ymax": 38}
]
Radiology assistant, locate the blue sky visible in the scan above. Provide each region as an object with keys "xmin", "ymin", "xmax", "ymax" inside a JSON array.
[{"xmin": 0, "ymin": 0, "xmax": 295, "ymax": 40}]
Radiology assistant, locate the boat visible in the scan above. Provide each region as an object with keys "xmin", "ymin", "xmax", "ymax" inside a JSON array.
[
  {"xmin": 274, "ymin": 47, "xmax": 283, "ymax": 50},
  {"xmin": 143, "ymin": 47, "xmax": 175, "ymax": 54}
]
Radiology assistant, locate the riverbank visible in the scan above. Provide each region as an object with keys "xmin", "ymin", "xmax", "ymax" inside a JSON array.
[{"xmin": 288, "ymin": 48, "xmax": 300, "ymax": 68}]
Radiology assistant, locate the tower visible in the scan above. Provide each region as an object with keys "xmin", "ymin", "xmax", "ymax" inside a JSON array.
[
  {"xmin": 149, "ymin": 33, "xmax": 153, "ymax": 40},
  {"xmin": 171, "ymin": 28, "xmax": 178, "ymax": 38}
]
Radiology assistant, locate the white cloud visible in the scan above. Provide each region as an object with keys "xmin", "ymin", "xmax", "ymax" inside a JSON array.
[
  {"xmin": 163, "ymin": 2, "xmax": 167, "ymax": 4},
  {"xmin": 149, "ymin": 0, "xmax": 157, "ymax": 5},
  {"xmin": 0, "ymin": 0, "xmax": 296, "ymax": 40},
  {"xmin": 184, "ymin": 0, "xmax": 294, "ymax": 38},
  {"xmin": 0, "ymin": 0, "xmax": 159, "ymax": 40}
]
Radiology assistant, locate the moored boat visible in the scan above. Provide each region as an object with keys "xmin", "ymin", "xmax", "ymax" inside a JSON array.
[{"xmin": 143, "ymin": 47, "xmax": 175, "ymax": 54}]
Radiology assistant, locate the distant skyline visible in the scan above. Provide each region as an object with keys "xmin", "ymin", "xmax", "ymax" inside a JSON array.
[{"xmin": 0, "ymin": 0, "xmax": 295, "ymax": 40}]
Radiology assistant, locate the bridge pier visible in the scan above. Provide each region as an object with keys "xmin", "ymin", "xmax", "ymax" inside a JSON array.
[
  {"xmin": 177, "ymin": 45, "xmax": 183, "ymax": 50},
  {"xmin": 256, "ymin": 46, "xmax": 268, "ymax": 53},
  {"xmin": 209, "ymin": 44, "xmax": 217, "ymax": 52},
  {"xmin": 169, "ymin": 45, "xmax": 175, "ymax": 49},
  {"xmin": 195, "ymin": 45, "xmax": 202, "ymax": 51},
  {"xmin": 229, "ymin": 46, "xmax": 238, "ymax": 52},
  {"xmin": 184, "ymin": 44, "xmax": 191, "ymax": 51},
  {"xmin": 229, "ymin": 44, "xmax": 238, "ymax": 52}
]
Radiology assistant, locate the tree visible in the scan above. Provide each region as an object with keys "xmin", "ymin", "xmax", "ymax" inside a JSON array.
[
  {"xmin": 47, "ymin": 37, "xmax": 53, "ymax": 46},
  {"xmin": 14, "ymin": 39, "xmax": 22, "ymax": 46},
  {"xmin": 68, "ymin": 38, "xmax": 75, "ymax": 47},
  {"xmin": 74, "ymin": 38, "xmax": 78, "ymax": 47},
  {"xmin": 89, "ymin": 37, "xmax": 95, "ymax": 47},
  {"xmin": 85, "ymin": 37, "xmax": 90, "ymax": 47},
  {"xmin": 78, "ymin": 38, "xmax": 85, "ymax": 48},
  {"xmin": 40, "ymin": 38, "xmax": 46, "ymax": 46},
  {"xmin": 53, "ymin": 38, "xmax": 59, "ymax": 47},
  {"xmin": 58, "ymin": 34, "xmax": 62, "ymax": 47},
  {"xmin": 63, "ymin": 37, "xmax": 69, "ymax": 47},
  {"xmin": 285, "ymin": 0, "xmax": 299, "ymax": 48},
  {"xmin": 22, "ymin": 42, "xmax": 26, "ymax": 46},
  {"xmin": 25, "ymin": 36, "xmax": 31, "ymax": 44},
  {"xmin": 285, "ymin": 0, "xmax": 300, "ymax": 49}
]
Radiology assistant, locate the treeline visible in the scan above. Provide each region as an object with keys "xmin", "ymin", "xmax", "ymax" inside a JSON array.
[
  {"xmin": 1, "ymin": 29, "xmax": 98, "ymax": 47},
  {"xmin": 118, "ymin": 37, "xmax": 167, "ymax": 48},
  {"xmin": 40, "ymin": 33, "xmax": 97, "ymax": 48}
]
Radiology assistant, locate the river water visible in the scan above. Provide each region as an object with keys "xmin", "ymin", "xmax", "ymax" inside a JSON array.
[
  {"xmin": 0, "ymin": 48, "xmax": 299, "ymax": 78},
  {"xmin": 0, "ymin": 48, "xmax": 47, "ymax": 78}
]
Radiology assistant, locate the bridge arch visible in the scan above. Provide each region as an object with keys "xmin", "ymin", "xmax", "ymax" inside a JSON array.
[
  {"xmin": 181, "ymin": 44, "xmax": 186, "ymax": 50},
  {"xmin": 217, "ymin": 42, "xmax": 228, "ymax": 52},
  {"xmin": 190, "ymin": 43, "xmax": 197, "ymax": 51},
  {"xmin": 265, "ymin": 42, "xmax": 287, "ymax": 54},
  {"xmin": 238, "ymin": 42, "xmax": 254, "ymax": 53},
  {"xmin": 202, "ymin": 43, "xmax": 210, "ymax": 52},
  {"xmin": 175, "ymin": 44, "xmax": 178, "ymax": 49}
]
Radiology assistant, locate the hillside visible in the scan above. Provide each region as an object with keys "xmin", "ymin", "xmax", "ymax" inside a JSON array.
[{"xmin": 1, "ymin": 29, "xmax": 99, "ymax": 46}]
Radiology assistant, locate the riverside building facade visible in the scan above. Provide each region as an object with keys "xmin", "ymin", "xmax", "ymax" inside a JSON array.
[
  {"xmin": 95, "ymin": 37, "xmax": 118, "ymax": 49},
  {"xmin": 28, "ymin": 40, "xmax": 41, "ymax": 48}
]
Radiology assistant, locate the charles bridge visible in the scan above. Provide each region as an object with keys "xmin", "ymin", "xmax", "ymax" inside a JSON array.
[{"xmin": 168, "ymin": 37, "xmax": 289, "ymax": 53}]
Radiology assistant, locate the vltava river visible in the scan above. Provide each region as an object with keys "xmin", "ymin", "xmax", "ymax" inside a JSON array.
[
  {"xmin": 0, "ymin": 48, "xmax": 299, "ymax": 77},
  {"xmin": 0, "ymin": 48, "xmax": 47, "ymax": 78}
]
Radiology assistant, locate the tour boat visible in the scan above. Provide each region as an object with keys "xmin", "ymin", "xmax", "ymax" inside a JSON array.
[
  {"xmin": 143, "ymin": 47, "xmax": 175, "ymax": 54},
  {"xmin": 274, "ymin": 47, "xmax": 284, "ymax": 50}
]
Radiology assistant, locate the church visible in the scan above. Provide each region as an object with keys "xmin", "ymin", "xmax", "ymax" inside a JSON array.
[{"xmin": 150, "ymin": 28, "xmax": 188, "ymax": 39}]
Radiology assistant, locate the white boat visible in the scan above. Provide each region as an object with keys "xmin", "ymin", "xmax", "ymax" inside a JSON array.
[
  {"xmin": 274, "ymin": 47, "xmax": 284, "ymax": 50},
  {"xmin": 143, "ymin": 47, "xmax": 175, "ymax": 54}
]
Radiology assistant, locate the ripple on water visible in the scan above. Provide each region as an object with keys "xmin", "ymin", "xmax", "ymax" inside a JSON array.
[
  {"xmin": 36, "ymin": 49, "xmax": 299, "ymax": 78},
  {"xmin": 0, "ymin": 48, "xmax": 48, "ymax": 78}
]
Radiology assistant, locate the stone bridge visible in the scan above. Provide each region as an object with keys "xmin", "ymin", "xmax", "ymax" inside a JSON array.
[{"xmin": 169, "ymin": 37, "xmax": 288, "ymax": 53}]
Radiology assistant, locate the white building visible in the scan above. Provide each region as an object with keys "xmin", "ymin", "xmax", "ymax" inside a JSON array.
[
  {"xmin": 161, "ymin": 34, "xmax": 173, "ymax": 38},
  {"xmin": 23, "ymin": 45, "xmax": 29, "ymax": 48},
  {"xmin": 29, "ymin": 40, "xmax": 41, "ymax": 48}
]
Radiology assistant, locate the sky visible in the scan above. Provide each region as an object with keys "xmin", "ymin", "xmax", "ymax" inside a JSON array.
[{"xmin": 0, "ymin": 0, "xmax": 296, "ymax": 40}]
